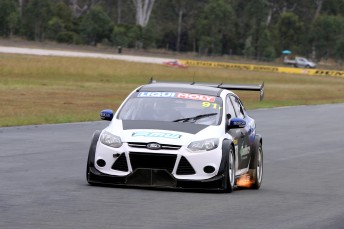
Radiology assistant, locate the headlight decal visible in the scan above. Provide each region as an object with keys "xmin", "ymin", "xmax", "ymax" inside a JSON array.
[
  {"xmin": 100, "ymin": 131, "xmax": 123, "ymax": 148},
  {"xmin": 187, "ymin": 138, "xmax": 219, "ymax": 152}
]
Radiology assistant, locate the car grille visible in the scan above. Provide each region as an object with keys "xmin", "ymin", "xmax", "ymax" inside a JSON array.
[
  {"xmin": 111, "ymin": 153, "xmax": 128, "ymax": 172},
  {"xmin": 176, "ymin": 156, "xmax": 196, "ymax": 175},
  {"xmin": 128, "ymin": 142, "xmax": 181, "ymax": 150},
  {"xmin": 129, "ymin": 152, "xmax": 177, "ymax": 173}
]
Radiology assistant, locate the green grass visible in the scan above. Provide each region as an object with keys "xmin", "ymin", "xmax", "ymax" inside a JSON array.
[{"xmin": 1, "ymin": 53, "xmax": 344, "ymax": 127}]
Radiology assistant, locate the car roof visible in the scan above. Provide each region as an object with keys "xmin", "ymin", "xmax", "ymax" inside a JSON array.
[{"xmin": 138, "ymin": 83, "xmax": 224, "ymax": 96}]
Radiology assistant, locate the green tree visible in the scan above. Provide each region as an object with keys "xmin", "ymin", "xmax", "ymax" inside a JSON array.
[
  {"xmin": 196, "ymin": 0, "xmax": 235, "ymax": 55},
  {"xmin": 276, "ymin": 12, "xmax": 303, "ymax": 52},
  {"xmin": 322, "ymin": 0, "xmax": 344, "ymax": 16},
  {"xmin": 127, "ymin": 25, "xmax": 141, "ymax": 48},
  {"xmin": 47, "ymin": 17, "xmax": 65, "ymax": 40},
  {"xmin": 0, "ymin": 0, "xmax": 18, "ymax": 37},
  {"xmin": 7, "ymin": 10, "xmax": 19, "ymax": 37},
  {"xmin": 47, "ymin": 2, "xmax": 74, "ymax": 41},
  {"xmin": 79, "ymin": 5, "xmax": 113, "ymax": 45},
  {"xmin": 311, "ymin": 15, "xmax": 344, "ymax": 60},
  {"xmin": 334, "ymin": 38, "xmax": 344, "ymax": 61},
  {"xmin": 257, "ymin": 28, "xmax": 276, "ymax": 60},
  {"xmin": 23, "ymin": 0, "xmax": 53, "ymax": 41},
  {"xmin": 111, "ymin": 25, "xmax": 129, "ymax": 47},
  {"xmin": 242, "ymin": 0, "xmax": 270, "ymax": 58},
  {"xmin": 54, "ymin": 2, "xmax": 73, "ymax": 31}
]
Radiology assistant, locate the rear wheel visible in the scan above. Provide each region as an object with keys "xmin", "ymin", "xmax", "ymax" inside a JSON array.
[
  {"xmin": 249, "ymin": 143, "xmax": 263, "ymax": 189},
  {"xmin": 223, "ymin": 146, "xmax": 235, "ymax": 193}
]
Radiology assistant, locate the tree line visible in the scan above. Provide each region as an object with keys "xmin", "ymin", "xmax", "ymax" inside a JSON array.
[{"xmin": 0, "ymin": 0, "xmax": 344, "ymax": 62}]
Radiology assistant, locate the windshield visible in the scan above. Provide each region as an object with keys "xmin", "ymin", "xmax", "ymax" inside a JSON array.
[{"xmin": 118, "ymin": 92, "xmax": 223, "ymax": 125}]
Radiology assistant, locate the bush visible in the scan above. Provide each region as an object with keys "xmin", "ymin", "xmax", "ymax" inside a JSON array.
[
  {"xmin": 79, "ymin": 5, "xmax": 112, "ymax": 45},
  {"xmin": 47, "ymin": 17, "xmax": 65, "ymax": 39},
  {"xmin": 262, "ymin": 45, "xmax": 277, "ymax": 60},
  {"xmin": 56, "ymin": 31, "xmax": 76, "ymax": 43},
  {"xmin": 111, "ymin": 25, "xmax": 129, "ymax": 47}
]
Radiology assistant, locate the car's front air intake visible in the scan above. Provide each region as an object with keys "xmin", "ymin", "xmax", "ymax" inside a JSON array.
[
  {"xmin": 176, "ymin": 156, "xmax": 196, "ymax": 175},
  {"xmin": 111, "ymin": 153, "xmax": 128, "ymax": 172},
  {"xmin": 129, "ymin": 152, "xmax": 177, "ymax": 173}
]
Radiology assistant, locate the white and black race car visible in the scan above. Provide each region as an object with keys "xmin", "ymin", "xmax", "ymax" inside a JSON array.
[{"xmin": 86, "ymin": 79, "xmax": 264, "ymax": 192}]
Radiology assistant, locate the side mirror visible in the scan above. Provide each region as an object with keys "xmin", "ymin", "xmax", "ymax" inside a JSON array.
[
  {"xmin": 228, "ymin": 118, "xmax": 246, "ymax": 129},
  {"xmin": 100, "ymin": 109, "xmax": 113, "ymax": 121}
]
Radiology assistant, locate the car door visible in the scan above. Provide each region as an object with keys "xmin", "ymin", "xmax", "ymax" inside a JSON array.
[
  {"xmin": 297, "ymin": 58, "xmax": 306, "ymax": 68},
  {"xmin": 229, "ymin": 95, "xmax": 251, "ymax": 170}
]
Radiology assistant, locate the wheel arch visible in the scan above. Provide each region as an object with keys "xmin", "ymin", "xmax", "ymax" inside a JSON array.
[
  {"xmin": 218, "ymin": 138, "xmax": 235, "ymax": 175},
  {"xmin": 87, "ymin": 130, "xmax": 102, "ymax": 168},
  {"xmin": 249, "ymin": 134, "xmax": 262, "ymax": 169},
  {"xmin": 257, "ymin": 134, "xmax": 262, "ymax": 146}
]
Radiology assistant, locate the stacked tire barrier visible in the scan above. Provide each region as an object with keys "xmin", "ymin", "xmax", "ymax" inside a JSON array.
[{"xmin": 179, "ymin": 59, "xmax": 344, "ymax": 78}]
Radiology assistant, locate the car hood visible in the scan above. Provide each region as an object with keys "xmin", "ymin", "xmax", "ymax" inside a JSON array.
[{"xmin": 106, "ymin": 119, "xmax": 221, "ymax": 145}]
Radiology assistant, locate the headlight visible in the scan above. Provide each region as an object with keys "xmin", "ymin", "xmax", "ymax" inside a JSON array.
[
  {"xmin": 187, "ymin": 138, "xmax": 219, "ymax": 152},
  {"xmin": 100, "ymin": 131, "xmax": 122, "ymax": 148}
]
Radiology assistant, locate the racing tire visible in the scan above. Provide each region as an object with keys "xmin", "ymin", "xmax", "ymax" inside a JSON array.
[
  {"xmin": 223, "ymin": 146, "xmax": 235, "ymax": 193},
  {"xmin": 249, "ymin": 141, "xmax": 263, "ymax": 189},
  {"xmin": 86, "ymin": 130, "xmax": 101, "ymax": 185},
  {"xmin": 305, "ymin": 65, "xmax": 310, "ymax": 68}
]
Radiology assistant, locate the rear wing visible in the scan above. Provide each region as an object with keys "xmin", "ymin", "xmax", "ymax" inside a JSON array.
[{"xmin": 149, "ymin": 78, "xmax": 265, "ymax": 101}]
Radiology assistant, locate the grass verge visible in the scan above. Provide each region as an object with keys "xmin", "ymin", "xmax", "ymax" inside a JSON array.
[{"xmin": 1, "ymin": 53, "xmax": 344, "ymax": 127}]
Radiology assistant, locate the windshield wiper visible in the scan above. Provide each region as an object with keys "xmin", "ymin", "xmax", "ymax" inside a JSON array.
[{"xmin": 173, "ymin": 113, "xmax": 218, "ymax": 123}]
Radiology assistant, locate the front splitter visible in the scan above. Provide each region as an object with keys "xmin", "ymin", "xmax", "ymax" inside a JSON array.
[{"xmin": 88, "ymin": 167, "xmax": 225, "ymax": 190}]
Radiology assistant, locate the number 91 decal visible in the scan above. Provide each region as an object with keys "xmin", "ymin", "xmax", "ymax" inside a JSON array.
[{"xmin": 202, "ymin": 102, "xmax": 222, "ymax": 110}]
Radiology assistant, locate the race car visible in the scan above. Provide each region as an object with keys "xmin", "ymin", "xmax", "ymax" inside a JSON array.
[
  {"xmin": 86, "ymin": 79, "xmax": 264, "ymax": 192},
  {"xmin": 162, "ymin": 60, "xmax": 188, "ymax": 68}
]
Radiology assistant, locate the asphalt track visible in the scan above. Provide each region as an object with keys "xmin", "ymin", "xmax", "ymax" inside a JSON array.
[{"xmin": 1, "ymin": 104, "xmax": 344, "ymax": 229}]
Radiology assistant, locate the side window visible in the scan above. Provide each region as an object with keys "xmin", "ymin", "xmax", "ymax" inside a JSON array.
[
  {"xmin": 230, "ymin": 95, "xmax": 245, "ymax": 119},
  {"xmin": 238, "ymin": 98, "xmax": 247, "ymax": 116},
  {"xmin": 226, "ymin": 96, "xmax": 236, "ymax": 119}
]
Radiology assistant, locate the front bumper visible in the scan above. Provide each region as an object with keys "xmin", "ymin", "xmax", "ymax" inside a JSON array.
[
  {"xmin": 88, "ymin": 166, "xmax": 225, "ymax": 190},
  {"xmin": 94, "ymin": 141, "xmax": 223, "ymax": 181}
]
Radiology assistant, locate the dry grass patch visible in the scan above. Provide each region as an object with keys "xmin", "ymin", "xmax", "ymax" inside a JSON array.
[{"xmin": 1, "ymin": 53, "xmax": 344, "ymax": 126}]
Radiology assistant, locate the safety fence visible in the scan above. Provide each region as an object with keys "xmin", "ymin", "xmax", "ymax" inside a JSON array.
[{"xmin": 179, "ymin": 59, "xmax": 344, "ymax": 78}]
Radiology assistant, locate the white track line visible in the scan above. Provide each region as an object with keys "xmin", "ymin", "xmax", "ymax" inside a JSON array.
[{"xmin": 0, "ymin": 46, "xmax": 174, "ymax": 64}]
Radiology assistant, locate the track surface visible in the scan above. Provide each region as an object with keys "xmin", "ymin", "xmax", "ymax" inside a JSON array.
[{"xmin": 1, "ymin": 104, "xmax": 344, "ymax": 229}]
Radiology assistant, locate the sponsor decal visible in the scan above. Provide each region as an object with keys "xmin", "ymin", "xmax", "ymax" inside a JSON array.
[
  {"xmin": 138, "ymin": 92, "xmax": 176, "ymax": 98},
  {"xmin": 313, "ymin": 70, "xmax": 344, "ymax": 77},
  {"xmin": 132, "ymin": 131, "xmax": 181, "ymax": 139},
  {"xmin": 253, "ymin": 65, "xmax": 279, "ymax": 72},
  {"xmin": 137, "ymin": 92, "xmax": 215, "ymax": 102},
  {"xmin": 100, "ymin": 112, "xmax": 111, "ymax": 118},
  {"xmin": 240, "ymin": 144, "xmax": 250, "ymax": 159},
  {"xmin": 233, "ymin": 121, "xmax": 245, "ymax": 126},
  {"xmin": 233, "ymin": 139, "xmax": 238, "ymax": 145},
  {"xmin": 179, "ymin": 60, "xmax": 344, "ymax": 78},
  {"xmin": 176, "ymin": 93, "xmax": 215, "ymax": 102}
]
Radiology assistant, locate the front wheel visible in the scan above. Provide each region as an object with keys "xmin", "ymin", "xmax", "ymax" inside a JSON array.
[
  {"xmin": 249, "ymin": 143, "xmax": 263, "ymax": 189},
  {"xmin": 223, "ymin": 146, "xmax": 235, "ymax": 193}
]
